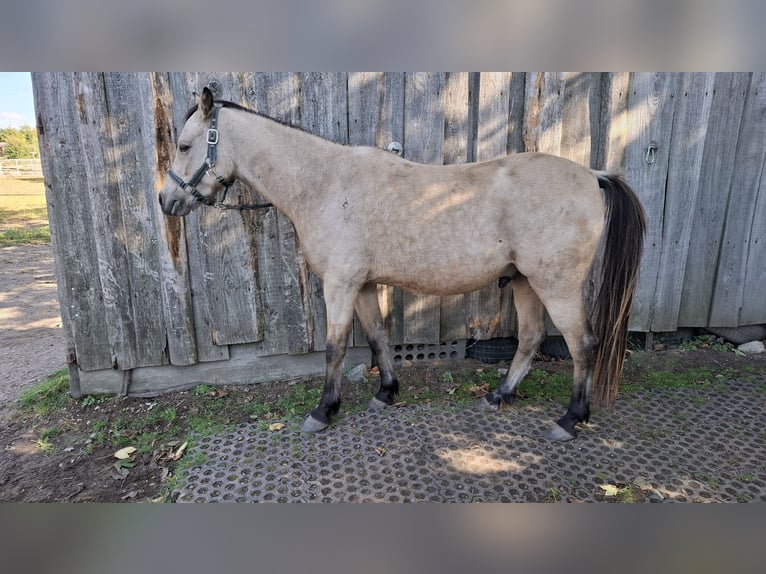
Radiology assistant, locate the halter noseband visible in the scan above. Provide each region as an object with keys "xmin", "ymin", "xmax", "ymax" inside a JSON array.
[{"xmin": 167, "ymin": 105, "xmax": 236, "ymax": 207}]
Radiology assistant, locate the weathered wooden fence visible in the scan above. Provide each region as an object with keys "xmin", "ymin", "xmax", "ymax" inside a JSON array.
[
  {"xmin": 32, "ymin": 72, "xmax": 766, "ymax": 394},
  {"xmin": 0, "ymin": 159, "xmax": 43, "ymax": 177}
]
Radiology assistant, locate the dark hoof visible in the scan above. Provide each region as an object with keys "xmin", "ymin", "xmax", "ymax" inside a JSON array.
[
  {"xmin": 301, "ymin": 415, "xmax": 329, "ymax": 433},
  {"xmin": 476, "ymin": 393, "xmax": 500, "ymax": 412},
  {"xmin": 545, "ymin": 423, "xmax": 576, "ymax": 442},
  {"xmin": 368, "ymin": 397, "xmax": 389, "ymax": 410}
]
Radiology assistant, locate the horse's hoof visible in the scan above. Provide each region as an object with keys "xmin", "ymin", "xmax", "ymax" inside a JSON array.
[
  {"xmin": 545, "ymin": 423, "xmax": 576, "ymax": 442},
  {"xmin": 368, "ymin": 397, "xmax": 389, "ymax": 410},
  {"xmin": 301, "ymin": 415, "xmax": 329, "ymax": 433},
  {"xmin": 476, "ymin": 395, "xmax": 499, "ymax": 412}
]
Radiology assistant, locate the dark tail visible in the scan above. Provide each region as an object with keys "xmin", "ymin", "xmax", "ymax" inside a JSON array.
[{"xmin": 591, "ymin": 174, "xmax": 647, "ymax": 407}]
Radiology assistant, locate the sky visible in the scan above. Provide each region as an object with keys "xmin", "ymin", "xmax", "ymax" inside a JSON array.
[{"xmin": 0, "ymin": 72, "xmax": 36, "ymax": 129}]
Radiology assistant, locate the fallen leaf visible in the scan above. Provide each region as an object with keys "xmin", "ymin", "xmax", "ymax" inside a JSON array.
[
  {"xmin": 468, "ymin": 384, "xmax": 490, "ymax": 397},
  {"xmin": 392, "ymin": 401, "xmax": 408, "ymax": 408},
  {"xmin": 447, "ymin": 387, "xmax": 457, "ymax": 395},
  {"xmin": 376, "ymin": 446, "xmax": 386, "ymax": 456},
  {"xmin": 268, "ymin": 422, "xmax": 285, "ymax": 432},
  {"xmin": 121, "ymin": 491, "xmax": 138, "ymax": 500},
  {"xmin": 171, "ymin": 441, "xmax": 188, "ymax": 460},
  {"xmin": 114, "ymin": 446, "xmax": 137, "ymax": 460},
  {"xmin": 600, "ymin": 484, "xmax": 619, "ymax": 497}
]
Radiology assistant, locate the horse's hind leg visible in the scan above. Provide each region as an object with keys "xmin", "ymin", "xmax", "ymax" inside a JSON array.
[
  {"xmin": 301, "ymin": 279, "xmax": 358, "ymax": 433},
  {"xmin": 482, "ymin": 276, "xmax": 546, "ymax": 409},
  {"xmin": 538, "ymin": 295, "xmax": 598, "ymax": 442},
  {"xmin": 354, "ymin": 283, "xmax": 399, "ymax": 409}
]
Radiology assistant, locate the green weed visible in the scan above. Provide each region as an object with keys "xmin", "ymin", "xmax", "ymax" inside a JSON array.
[{"xmin": 19, "ymin": 369, "xmax": 70, "ymax": 416}]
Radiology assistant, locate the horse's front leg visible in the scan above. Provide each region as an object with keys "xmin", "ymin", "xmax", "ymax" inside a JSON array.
[
  {"xmin": 301, "ymin": 279, "xmax": 359, "ymax": 433},
  {"xmin": 354, "ymin": 283, "xmax": 399, "ymax": 409}
]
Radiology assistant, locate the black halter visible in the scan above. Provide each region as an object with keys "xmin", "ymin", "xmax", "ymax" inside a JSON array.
[{"xmin": 167, "ymin": 105, "xmax": 272, "ymax": 211}]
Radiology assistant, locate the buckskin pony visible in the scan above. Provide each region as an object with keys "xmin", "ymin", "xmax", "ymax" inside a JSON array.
[{"xmin": 159, "ymin": 88, "xmax": 646, "ymax": 441}]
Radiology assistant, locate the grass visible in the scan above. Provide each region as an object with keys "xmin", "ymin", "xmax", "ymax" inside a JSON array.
[
  {"xmin": 11, "ymin": 341, "xmax": 764, "ymax": 502},
  {"xmin": 0, "ymin": 176, "xmax": 49, "ymax": 245},
  {"xmin": 19, "ymin": 369, "xmax": 70, "ymax": 416}
]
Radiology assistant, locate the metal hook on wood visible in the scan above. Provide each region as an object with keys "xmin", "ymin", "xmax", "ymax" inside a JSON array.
[{"xmin": 645, "ymin": 142, "xmax": 658, "ymax": 164}]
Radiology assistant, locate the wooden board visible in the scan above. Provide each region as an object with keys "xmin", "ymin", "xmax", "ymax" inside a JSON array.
[
  {"xmin": 465, "ymin": 72, "xmax": 513, "ymax": 341},
  {"xmin": 598, "ymin": 72, "xmax": 631, "ymax": 173},
  {"xmin": 624, "ymin": 73, "xmax": 680, "ymax": 331},
  {"xmin": 739, "ymin": 155, "xmax": 766, "ymax": 324},
  {"xmin": 650, "ymin": 73, "xmax": 715, "ymax": 332},
  {"xmin": 523, "ymin": 72, "xmax": 565, "ymax": 156},
  {"xmin": 439, "ymin": 72, "xmax": 471, "ymax": 342},
  {"xmin": 349, "ymin": 72, "xmax": 412, "ymax": 345},
  {"xmin": 166, "ymin": 73, "xmax": 264, "ymax": 351},
  {"xmin": 402, "ymin": 72, "xmax": 445, "ymax": 344},
  {"xmin": 678, "ymin": 73, "xmax": 750, "ymax": 327},
  {"xmin": 299, "ymin": 72, "xmax": 350, "ymax": 351},
  {"xmin": 147, "ymin": 73, "xmax": 203, "ymax": 365},
  {"xmin": 246, "ymin": 73, "xmax": 312, "ymax": 356},
  {"xmin": 31, "ymin": 73, "xmax": 114, "ymax": 371},
  {"xmin": 709, "ymin": 73, "xmax": 766, "ymax": 326}
]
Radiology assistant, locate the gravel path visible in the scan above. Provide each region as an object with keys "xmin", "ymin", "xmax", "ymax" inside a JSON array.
[{"xmin": 0, "ymin": 244, "xmax": 65, "ymax": 409}]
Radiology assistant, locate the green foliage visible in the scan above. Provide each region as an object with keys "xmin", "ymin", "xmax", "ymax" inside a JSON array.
[
  {"xmin": 0, "ymin": 126, "xmax": 39, "ymax": 159},
  {"xmin": 0, "ymin": 226, "xmax": 50, "ymax": 246},
  {"xmin": 19, "ymin": 369, "xmax": 71, "ymax": 416}
]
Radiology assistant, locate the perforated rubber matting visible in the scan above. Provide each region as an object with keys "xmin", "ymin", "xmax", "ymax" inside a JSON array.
[{"xmin": 177, "ymin": 380, "xmax": 765, "ymax": 503}]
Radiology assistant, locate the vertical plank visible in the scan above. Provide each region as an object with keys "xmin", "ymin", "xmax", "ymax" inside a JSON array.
[
  {"xmin": 105, "ymin": 73, "xmax": 174, "ymax": 366},
  {"xmin": 465, "ymin": 72, "xmax": 513, "ymax": 341},
  {"xmin": 374, "ymin": 74, "xmax": 407, "ymax": 345},
  {"xmin": 439, "ymin": 72, "xmax": 471, "ymax": 342},
  {"xmin": 402, "ymin": 72, "xmax": 445, "ymax": 344},
  {"xmin": 560, "ymin": 72, "xmax": 593, "ymax": 166},
  {"xmin": 247, "ymin": 72, "xmax": 311, "ymax": 356},
  {"xmin": 162, "ymin": 73, "xmax": 227, "ymax": 363},
  {"xmin": 148, "ymin": 72, "xmax": 199, "ymax": 365},
  {"xmin": 709, "ymin": 73, "xmax": 766, "ymax": 327},
  {"xmin": 739, "ymin": 156, "xmax": 766, "ymax": 324},
  {"xmin": 624, "ymin": 73, "xmax": 680, "ymax": 331},
  {"xmin": 521, "ymin": 72, "xmax": 566, "ymax": 336},
  {"xmin": 522, "ymin": 72, "xmax": 565, "ymax": 156},
  {"xmin": 508, "ymin": 73, "xmax": 527, "ymax": 154},
  {"xmin": 300, "ymin": 72, "xmax": 350, "ymax": 351},
  {"xmin": 598, "ymin": 72, "xmax": 631, "ymax": 172},
  {"xmin": 31, "ymin": 73, "xmax": 113, "ymax": 371},
  {"xmin": 678, "ymin": 73, "xmax": 750, "ymax": 327},
  {"xmin": 347, "ymin": 72, "xmax": 382, "ymax": 348},
  {"xmin": 74, "ymin": 73, "xmax": 140, "ymax": 370},
  {"xmin": 169, "ymin": 73, "xmax": 264, "ymax": 347},
  {"xmin": 650, "ymin": 73, "xmax": 716, "ymax": 332}
]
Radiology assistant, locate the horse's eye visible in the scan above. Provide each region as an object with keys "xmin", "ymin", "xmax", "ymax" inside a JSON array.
[{"xmin": 179, "ymin": 144, "xmax": 191, "ymax": 153}]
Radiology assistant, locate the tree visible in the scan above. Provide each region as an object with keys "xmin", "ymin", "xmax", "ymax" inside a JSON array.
[{"xmin": 0, "ymin": 126, "xmax": 39, "ymax": 159}]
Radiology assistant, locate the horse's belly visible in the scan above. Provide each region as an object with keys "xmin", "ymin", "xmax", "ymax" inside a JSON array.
[{"xmin": 375, "ymin": 252, "xmax": 509, "ymax": 296}]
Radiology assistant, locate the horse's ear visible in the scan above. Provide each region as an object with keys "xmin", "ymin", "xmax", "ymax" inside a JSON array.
[{"xmin": 199, "ymin": 87, "xmax": 214, "ymax": 119}]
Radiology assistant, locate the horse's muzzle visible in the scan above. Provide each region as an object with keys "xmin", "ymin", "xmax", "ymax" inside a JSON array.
[{"xmin": 158, "ymin": 191, "xmax": 188, "ymax": 217}]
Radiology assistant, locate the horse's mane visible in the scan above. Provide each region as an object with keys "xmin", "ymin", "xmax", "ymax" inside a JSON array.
[{"xmin": 184, "ymin": 99, "xmax": 256, "ymax": 122}]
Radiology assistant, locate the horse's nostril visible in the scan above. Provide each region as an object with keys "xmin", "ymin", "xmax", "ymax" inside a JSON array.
[{"xmin": 158, "ymin": 194, "xmax": 164, "ymax": 207}]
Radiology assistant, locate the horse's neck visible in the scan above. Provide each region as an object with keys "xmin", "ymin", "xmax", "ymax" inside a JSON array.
[{"xmin": 230, "ymin": 111, "xmax": 342, "ymax": 224}]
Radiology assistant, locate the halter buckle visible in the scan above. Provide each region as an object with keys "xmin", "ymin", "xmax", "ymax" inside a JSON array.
[{"xmin": 206, "ymin": 128, "xmax": 219, "ymax": 145}]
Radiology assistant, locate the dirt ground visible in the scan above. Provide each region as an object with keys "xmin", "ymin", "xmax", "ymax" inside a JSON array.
[
  {"xmin": 0, "ymin": 244, "xmax": 65, "ymax": 409},
  {"xmin": 0, "ymin": 244, "xmax": 764, "ymax": 502}
]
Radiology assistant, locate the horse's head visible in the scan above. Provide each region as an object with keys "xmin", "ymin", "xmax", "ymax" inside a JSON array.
[{"xmin": 159, "ymin": 87, "xmax": 236, "ymax": 217}]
